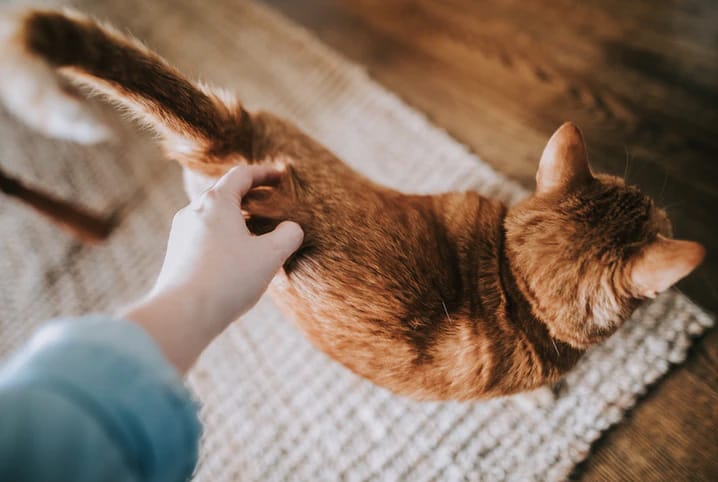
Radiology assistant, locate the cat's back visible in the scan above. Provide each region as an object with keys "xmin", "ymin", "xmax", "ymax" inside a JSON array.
[{"xmin": 269, "ymin": 189, "xmax": 518, "ymax": 399}]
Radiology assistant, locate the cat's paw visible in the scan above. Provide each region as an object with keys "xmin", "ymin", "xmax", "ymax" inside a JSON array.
[
  {"xmin": 511, "ymin": 385, "xmax": 557, "ymax": 412},
  {"xmin": 0, "ymin": 8, "xmax": 113, "ymax": 144}
]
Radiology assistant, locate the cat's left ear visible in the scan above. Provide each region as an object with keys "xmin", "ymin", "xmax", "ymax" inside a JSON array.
[
  {"xmin": 629, "ymin": 235, "xmax": 705, "ymax": 299},
  {"xmin": 536, "ymin": 122, "xmax": 593, "ymax": 195}
]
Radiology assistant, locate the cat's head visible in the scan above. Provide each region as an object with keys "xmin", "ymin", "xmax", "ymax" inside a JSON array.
[{"xmin": 505, "ymin": 122, "xmax": 704, "ymax": 349}]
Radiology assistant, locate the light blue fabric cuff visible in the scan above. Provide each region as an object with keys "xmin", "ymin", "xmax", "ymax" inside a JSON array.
[{"xmin": 2, "ymin": 315, "xmax": 201, "ymax": 482}]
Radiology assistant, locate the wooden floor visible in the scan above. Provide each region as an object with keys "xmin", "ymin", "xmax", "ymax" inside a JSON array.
[{"xmin": 262, "ymin": 1, "xmax": 718, "ymax": 480}]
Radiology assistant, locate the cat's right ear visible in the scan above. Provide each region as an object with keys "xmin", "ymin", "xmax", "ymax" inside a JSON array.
[
  {"xmin": 536, "ymin": 122, "xmax": 593, "ymax": 195},
  {"xmin": 628, "ymin": 235, "xmax": 705, "ymax": 299}
]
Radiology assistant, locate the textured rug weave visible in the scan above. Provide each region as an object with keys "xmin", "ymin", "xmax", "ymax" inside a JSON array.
[{"xmin": 0, "ymin": 0, "xmax": 714, "ymax": 480}]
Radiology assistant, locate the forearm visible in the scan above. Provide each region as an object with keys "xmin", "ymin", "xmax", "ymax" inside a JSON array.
[{"xmin": 121, "ymin": 287, "xmax": 226, "ymax": 374}]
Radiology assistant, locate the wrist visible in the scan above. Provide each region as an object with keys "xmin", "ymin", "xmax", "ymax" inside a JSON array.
[
  {"xmin": 148, "ymin": 285, "xmax": 217, "ymax": 330},
  {"xmin": 120, "ymin": 287, "xmax": 226, "ymax": 374}
]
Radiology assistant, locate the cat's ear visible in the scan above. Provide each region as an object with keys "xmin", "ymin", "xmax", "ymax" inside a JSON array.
[
  {"xmin": 629, "ymin": 235, "xmax": 705, "ymax": 299},
  {"xmin": 536, "ymin": 122, "xmax": 593, "ymax": 194}
]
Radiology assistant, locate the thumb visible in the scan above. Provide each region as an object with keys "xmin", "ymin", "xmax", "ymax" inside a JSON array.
[{"xmin": 260, "ymin": 221, "xmax": 304, "ymax": 267}]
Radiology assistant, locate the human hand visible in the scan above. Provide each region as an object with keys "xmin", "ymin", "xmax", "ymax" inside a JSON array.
[
  {"xmin": 156, "ymin": 165, "xmax": 303, "ymax": 328},
  {"xmin": 123, "ymin": 165, "xmax": 303, "ymax": 373}
]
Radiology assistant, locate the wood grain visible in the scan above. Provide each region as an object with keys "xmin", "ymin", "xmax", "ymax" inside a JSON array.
[{"xmin": 261, "ymin": 0, "xmax": 718, "ymax": 480}]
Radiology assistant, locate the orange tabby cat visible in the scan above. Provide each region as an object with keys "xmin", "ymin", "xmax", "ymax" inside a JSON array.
[{"xmin": 0, "ymin": 9, "xmax": 705, "ymax": 400}]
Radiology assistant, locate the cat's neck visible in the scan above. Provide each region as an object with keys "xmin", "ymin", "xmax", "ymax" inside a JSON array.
[
  {"xmin": 432, "ymin": 193, "xmax": 583, "ymax": 395},
  {"xmin": 503, "ymin": 200, "xmax": 621, "ymax": 349},
  {"xmin": 497, "ymin": 223, "xmax": 584, "ymax": 373}
]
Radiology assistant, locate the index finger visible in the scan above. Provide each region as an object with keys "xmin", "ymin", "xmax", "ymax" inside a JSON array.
[{"xmin": 212, "ymin": 164, "xmax": 284, "ymax": 205}]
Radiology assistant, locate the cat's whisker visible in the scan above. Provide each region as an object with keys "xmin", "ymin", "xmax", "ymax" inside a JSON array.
[
  {"xmin": 441, "ymin": 299, "xmax": 453, "ymax": 323},
  {"xmin": 551, "ymin": 339, "xmax": 560, "ymax": 356},
  {"xmin": 660, "ymin": 199, "xmax": 687, "ymax": 212},
  {"xmin": 623, "ymin": 145, "xmax": 632, "ymax": 182},
  {"xmin": 658, "ymin": 169, "xmax": 669, "ymax": 203}
]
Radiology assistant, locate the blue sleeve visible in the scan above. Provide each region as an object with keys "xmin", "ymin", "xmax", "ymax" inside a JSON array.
[{"xmin": 0, "ymin": 315, "xmax": 201, "ymax": 482}]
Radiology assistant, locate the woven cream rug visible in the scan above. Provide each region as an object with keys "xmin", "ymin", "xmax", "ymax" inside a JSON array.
[{"xmin": 0, "ymin": 0, "xmax": 713, "ymax": 480}]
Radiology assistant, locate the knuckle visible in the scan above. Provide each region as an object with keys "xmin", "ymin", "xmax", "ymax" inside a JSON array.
[{"xmin": 203, "ymin": 188, "xmax": 220, "ymax": 202}]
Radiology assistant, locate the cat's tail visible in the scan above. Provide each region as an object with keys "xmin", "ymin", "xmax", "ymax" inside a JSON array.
[{"xmin": 0, "ymin": 8, "xmax": 252, "ymax": 175}]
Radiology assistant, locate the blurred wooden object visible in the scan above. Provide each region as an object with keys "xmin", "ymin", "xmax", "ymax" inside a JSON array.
[
  {"xmin": 262, "ymin": 0, "xmax": 718, "ymax": 479},
  {"xmin": 0, "ymin": 166, "xmax": 115, "ymax": 243}
]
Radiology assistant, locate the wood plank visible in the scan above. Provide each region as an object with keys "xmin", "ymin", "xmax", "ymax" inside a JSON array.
[{"xmin": 261, "ymin": 0, "xmax": 718, "ymax": 480}]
